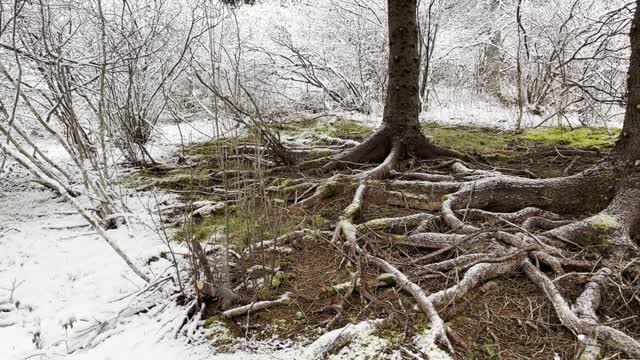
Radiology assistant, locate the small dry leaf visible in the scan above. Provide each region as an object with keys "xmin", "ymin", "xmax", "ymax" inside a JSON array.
[{"xmin": 196, "ymin": 280, "xmax": 204, "ymax": 290}]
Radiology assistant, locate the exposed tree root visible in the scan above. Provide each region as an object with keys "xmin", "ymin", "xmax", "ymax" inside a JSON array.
[
  {"xmin": 303, "ymin": 319, "xmax": 383, "ymax": 359},
  {"xmin": 522, "ymin": 261, "xmax": 640, "ymax": 358},
  {"xmin": 366, "ymin": 255, "xmax": 454, "ymax": 352},
  {"xmin": 320, "ymin": 126, "xmax": 465, "ymax": 173},
  {"xmin": 164, "ymin": 126, "xmax": 640, "ymax": 358},
  {"xmin": 357, "ymin": 213, "xmax": 434, "ymax": 234},
  {"xmin": 308, "ymin": 142, "xmax": 638, "ymax": 355}
]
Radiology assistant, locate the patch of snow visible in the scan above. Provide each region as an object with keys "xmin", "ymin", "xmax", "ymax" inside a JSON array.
[
  {"xmin": 0, "ymin": 189, "xmax": 211, "ymax": 360},
  {"xmin": 413, "ymin": 328, "xmax": 453, "ymax": 360},
  {"xmin": 330, "ymin": 332, "xmax": 393, "ymax": 360}
]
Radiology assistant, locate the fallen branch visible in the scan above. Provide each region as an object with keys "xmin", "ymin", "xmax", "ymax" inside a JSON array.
[
  {"xmin": 303, "ymin": 319, "xmax": 383, "ymax": 359},
  {"xmin": 222, "ymin": 292, "xmax": 291, "ymax": 318}
]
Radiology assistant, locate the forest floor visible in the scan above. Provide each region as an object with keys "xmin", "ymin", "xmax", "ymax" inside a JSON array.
[
  {"xmin": 1, "ymin": 115, "xmax": 636, "ymax": 359},
  {"xmin": 124, "ymin": 117, "xmax": 637, "ymax": 359}
]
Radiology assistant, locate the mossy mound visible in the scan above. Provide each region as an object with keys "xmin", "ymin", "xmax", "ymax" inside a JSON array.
[
  {"xmin": 319, "ymin": 118, "xmax": 374, "ymax": 141},
  {"xmin": 176, "ymin": 204, "xmax": 302, "ymax": 244},
  {"xmin": 423, "ymin": 123, "xmax": 620, "ymax": 155},
  {"xmin": 124, "ymin": 167, "xmax": 213, "ymax": 192},
  {"xmin": 521, "ymin": 127, "xmax": 620, "ymax": 149},
  {"xmin": 423, "ymin": 124, "xmax": 515, "ymax": 153}
]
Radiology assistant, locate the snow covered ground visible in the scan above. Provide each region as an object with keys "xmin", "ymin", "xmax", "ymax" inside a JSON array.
[
  {"xmin": 0, "ymin": 140, "xmax": 225, "ymax": 360},
  {"xmin": 0, "ymin": 117, "xmax": 379, "ymax": 360},
  {"xmin": 0, "ymin": 118, "xmax": 218, "ymax": 360},
  {"xmin": 0, "ymin": 170, "xmax": 384, "ymax": 360},
  {"xmin": 0, "ymin": 188, "xmax": 214, "ymax": 359}
]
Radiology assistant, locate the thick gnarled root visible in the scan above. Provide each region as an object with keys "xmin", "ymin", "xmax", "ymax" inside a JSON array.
[
  {"xmin": 257, "ymin": 135, "xmax": 637, "ymax": 358},
  {"xmin": 366, "ymin": 255, "xmax": 454, "ymax": 352},
  {"xmin": 522, "ymin": 261, "xmax": 640, "ymax": 358}
]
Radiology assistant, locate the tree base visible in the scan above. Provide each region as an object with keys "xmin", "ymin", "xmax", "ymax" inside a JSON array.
[{"xmin": 321, "ymin": 126, "xmax": 465, "ymax": 172}]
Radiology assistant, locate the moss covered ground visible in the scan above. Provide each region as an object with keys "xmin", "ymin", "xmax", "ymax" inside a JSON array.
[
  {"xmin": 119, "ymin": 116, "xmax": 626, "ymax": 358},
  {"xmin": 125, "ymin": 118, "xmax": 620, "ymax": 248}
]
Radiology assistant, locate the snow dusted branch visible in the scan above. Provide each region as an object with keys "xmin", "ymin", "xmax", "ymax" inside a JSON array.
[{"xmin": 222, "ymin": 292, "xmax": 291, "ymax": 318}]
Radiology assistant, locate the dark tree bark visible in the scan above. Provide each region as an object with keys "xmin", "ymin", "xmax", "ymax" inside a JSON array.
[
  {"xmin": 615, "ymin": 1, "xmax": 640, "ymax": 166},
  {"xmin": 324, "ymin": 0, "xmax": 461, "ymax": 168},
  {"xmin": 599, "ymin": 0, "xmax": 640, "ymax": 241}
]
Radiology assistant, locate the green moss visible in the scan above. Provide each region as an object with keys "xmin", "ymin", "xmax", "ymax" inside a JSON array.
[
  {"xmin": 202, "ymin": 316, "xmax": 236, "ymax": 351},
  {"xmin": 310, "ymin": 214, "xmax": 330, "ymax": 228},
  {"xmin": 521, "ymin": 127, "xmax": 620, "ymax": 149},
  {"xmin": 124, "ymin": 167, "xmax": 212, "ymax": 193},
  {"xmin": 185, "ymin": 141, "xmax": 225, "ymax": 157},
  {"xmin": 271, "ymin": 271, "xmax": 286, "ymax": 289},
  {"xmin": 256, "ymin": 286, "xmax": 271, "ymax": 301},
  {"xmin": 585, "ymin": 214, "xmax": 619, "ymax": 246},
  {"xmin": 321, "ymin": 282, "xmax": 351, "ymax": 296},
  {"xmin": 293, "ymin": 311, "xmax": 305, "ymax": 321},
  {"xmin": 203, "ymin": 316, "xmax": 223, "ymax": 329},
  {"xmin": 307, "ymin": 149, "xmax": 335, "ymax": 159},
  {"xmin": 272, "ymin": 318, "xmax": 295, "ymax": 335},
  {"xmin": 375, "ymin": 328, "xmax": 404, "ymax": 345},
  {"xmin": 447, "ymin": 315, "xmax": 470, "ymax": 329},
  {"xmin": 364, "ymin": 218, "xmax": 387, "ymax": 230},
  {"xmin": 409, "ymin": 313, "xmax": 430, "ymax": 333},
  {"xmin": 176, "ymin": 199, "xmax": 302, "ymax": 245},
  {"xmin": 267, "ymin": 118, "xmax": 320, "ymax": 135},
  {"xmin": 322, "ymin": 180, "xmax": 344, "ymax": 198},
  {"xmin": 482, "ymin": 340, "xmax": 500, "ymax": 359},
  {"xmin": 421, "ymin": 123, "xmax": 620, "ymax": 154},
  {"xmin": 319, "ymin": 119, "xmax": 374, "ymax": 140},
  {"xmin": 176, "ymin": 210, "xmax": 232, "ymax": 243},
  {"xmin": 423, "ymin": 124, "xmax": 515, "ymax": 154},
  {"xmin": 298, "ymin": 158, "xmax": 326, "ymax": 170}
]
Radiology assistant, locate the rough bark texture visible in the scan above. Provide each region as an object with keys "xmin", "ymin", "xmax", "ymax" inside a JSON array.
[
  {"xmin": 606, "ymin": 0, "xmax": 640, "ymax": 240},
  {"xmin": 615, "ymin": 1, "xmax": 640, "ymax": 166},
  {"xmin": 325, "ymin": 0, "xmax": 461, "ymax": 167},
  {"xmin": 383, "ymin": 0, "xmax": 421, "ymax": 139}
]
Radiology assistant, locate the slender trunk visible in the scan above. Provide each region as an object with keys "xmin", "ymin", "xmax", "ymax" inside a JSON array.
[
  {"xmin": 322, "ymin": 0, "xmax": 463, "ymax": 168},
  {"xmin": 382, "ymin": 0, "xmax": 421, "ymax": 138},
  {"xmin": 484, "ymin": 0, "xmax": 502, "ymax": 98},
  {"xmin": 515, "ymin": 0, "xmax": 525, "ymax": 132}
]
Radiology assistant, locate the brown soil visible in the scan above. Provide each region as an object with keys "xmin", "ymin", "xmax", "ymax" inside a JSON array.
[{"xmin": 152, "ymin": 136, "xmax": 639, "ymax": 358}]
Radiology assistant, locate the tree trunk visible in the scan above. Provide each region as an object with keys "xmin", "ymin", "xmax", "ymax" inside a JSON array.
[
  {"xmin": 606, "ymin": 0, "xmax": 640, "ymax": 240},
  {"xmin": 483, "ymin": 0, "xmax": 502, "ymax": 98},
  {"xmin": 615, "ymin": 1, "xmax": 640, "ymax": 166},
  {"xmin": 546, "ymin": 2, "xmax": 640, "ymax": 250},
  {"xmin": 383, "ymin": 0, "xmax": 421, "ymax": 136},
  {"xmin": 324, "ymin": 0, "xmax": 462, "ymax": 168}
]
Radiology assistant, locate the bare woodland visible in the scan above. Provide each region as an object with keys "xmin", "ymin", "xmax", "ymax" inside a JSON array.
[{"xmin": 0, "ymin": 0, "xmax": 639, "ymax": 359}]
